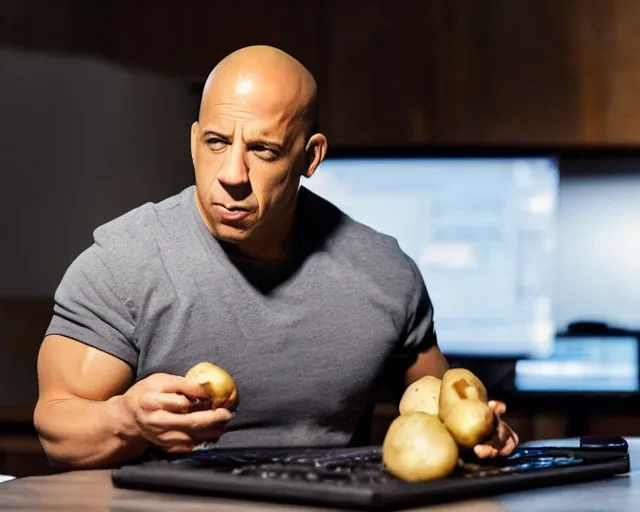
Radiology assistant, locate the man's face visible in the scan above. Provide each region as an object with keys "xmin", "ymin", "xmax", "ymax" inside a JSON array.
[{"xmin": 190, "ymin": 76, "xmax": 321, "ymax": 256}]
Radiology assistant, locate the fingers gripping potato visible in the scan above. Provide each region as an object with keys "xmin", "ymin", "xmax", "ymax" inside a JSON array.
[
  {"xmin": 121, "ymin": 372, "xmax": 233, "ymax": 454},
  {"xmin": 185, "ymin": 362, "xmax": 238, "ymax": 410}
]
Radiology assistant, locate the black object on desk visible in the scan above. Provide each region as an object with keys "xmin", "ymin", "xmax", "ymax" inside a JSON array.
[{"xmin": 112, "ymin": 436, "xmax": 630, "ymax": 511}]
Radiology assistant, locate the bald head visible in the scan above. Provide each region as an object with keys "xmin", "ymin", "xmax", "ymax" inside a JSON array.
[
  {"xmin": 199, "ymin": 45, "xmax": 318, "ymax": 138},
  {"xmin": 190, "ymin": 46, "xmax": 328, "ymax": 261}
]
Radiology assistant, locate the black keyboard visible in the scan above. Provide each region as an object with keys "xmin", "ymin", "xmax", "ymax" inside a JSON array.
[
  {"xmin": 169, "ymin": 446, "xmax": 392, "ymax": 485},
  {"xmin": 112, "ymin": 437, "xmax": 631, "ymax": 510},
  {"xmin": 164, "ymin": 444, "xmax": 597, "ymax": 484}
]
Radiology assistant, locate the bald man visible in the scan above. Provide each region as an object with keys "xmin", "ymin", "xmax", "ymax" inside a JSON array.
[{"xmin": 34, "ymin": 46, "xmax": 518, "ymax": 470}]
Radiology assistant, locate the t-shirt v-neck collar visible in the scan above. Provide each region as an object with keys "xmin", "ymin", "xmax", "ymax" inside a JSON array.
[{"xmin": 182, "ymin": 186, "xmax": 308, "ymax": 295}]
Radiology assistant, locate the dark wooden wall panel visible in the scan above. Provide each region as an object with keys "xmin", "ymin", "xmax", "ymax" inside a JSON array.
[
  {"xmin": 0, "ymin": 1, "xmax": 326, "ymax": 80},
  {"xmin": 461, "ymin": 0, "xmax": 580, "ymax": 143},
  {"xmin": 104, "ymin": 0, "xmax": 326, "ymax": 80},
  {"xmin": 324, "ymin": 0, "xmax": 583, "ymax": 145},
  {"xmin": 571, "ymin": 0, "xmax": 613, "ymax": 143},
  {"xmin": 602, "ymin": 0, "xmax": 640, "ymax": 142},
  {"xmin": 324, "ymin": 0, "xmax": 446, "ymax": 146},
  {"xmin": 2, "ymin": 1, "xmax": 640, "ymax": 142}
]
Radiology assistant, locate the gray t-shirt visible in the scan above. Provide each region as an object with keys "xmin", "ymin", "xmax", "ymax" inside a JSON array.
[{"xmin": 46, "ymin": 185, "xmax": 437, "ymax": 449}]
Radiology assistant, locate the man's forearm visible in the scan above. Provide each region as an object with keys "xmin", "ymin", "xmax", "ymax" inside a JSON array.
[
  {"xmin": 405, "ymin": 346, "xmax": 450, "ymax": 386},
  {"xmin": 34, "ymin": 395, "xmax": 148, "ymax": 469}
]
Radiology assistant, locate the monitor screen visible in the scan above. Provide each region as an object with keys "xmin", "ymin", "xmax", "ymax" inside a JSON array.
[
  {"xmin": 303, "ymin": 155, "xmax": 560, "ymax": 358},
  {"xmin": 554, "ymin": 156, "xmax": 640, "ymax": 334},
  {"xmin": 515, "ymin": 336, "xmax": 639, "ymax": 393}
]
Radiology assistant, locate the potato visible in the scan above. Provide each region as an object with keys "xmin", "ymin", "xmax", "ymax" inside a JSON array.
[
  {"xmin": 442, "ymin": 400, "xmax": 494, "ymax": 448},
  {"xmin": 399, "ymin": 376, "xmax": 441, "ymax": 416},
  {"xmin": 438, "ymin": 368, "xmax": 488, "ymax": 420},
  {"xmin": 185, "ymin": 362, "xmax": 238, "ymax": 410},
  {"xmin": 439, "ymin": 368, "xmax": 493, "ymax": 448},
  {"xmin": 383, "ymin": 412, "xmax": 459, "ymax": 482}
]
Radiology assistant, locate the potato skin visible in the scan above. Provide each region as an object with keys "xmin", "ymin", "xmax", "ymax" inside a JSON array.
[
  {"xmin": 399, "ymin": 376, "xmax": 442, "ymax": 416},
  {"xmin": 439, "ymin": 368, "xmax": 488, "ymax": 421},
  {"xmin": 185, "ymin": 362, "xmax": 238, "ymax": 410},
  {"xmin": 383, "ymin": 412, "xmax": 459, "ymax": 482},
  {"xmin": 443, "ymin": 400, "xmax": 494, "ymax": 448},
  {"xmin": 438, "ymin": 368, "xmax": 494, "ymax": 448}
]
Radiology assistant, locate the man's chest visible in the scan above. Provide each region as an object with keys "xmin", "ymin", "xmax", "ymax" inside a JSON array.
[{"xmin": 133, "ymin": 258, "xmax": 402, "ymax": 421}]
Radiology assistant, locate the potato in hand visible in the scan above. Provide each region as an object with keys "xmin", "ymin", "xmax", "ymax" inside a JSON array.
[
  {"xmin": 438, "ymin": 368, "xmax": 494, "ymax": 449},
  {"xmin": 185, "ymin": 362, "xmax": 238, "ymax": 410}
]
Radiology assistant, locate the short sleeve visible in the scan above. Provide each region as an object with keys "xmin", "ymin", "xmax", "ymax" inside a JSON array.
[
  {"xmin": 45, "ymin": 243, "xmax": 138, "ymax": 368},
  {"xmin": 394, "ymin": 256, "xmax": 438, "ymax": 363}
]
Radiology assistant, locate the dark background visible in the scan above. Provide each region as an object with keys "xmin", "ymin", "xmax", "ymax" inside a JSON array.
[{"xmin": 1, "ymin": 0, "xmax": 639, "ymax": 476}]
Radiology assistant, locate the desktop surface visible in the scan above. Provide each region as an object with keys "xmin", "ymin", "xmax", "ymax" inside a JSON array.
[{"xmin": 3, "ymin": 439, "xmax": 637, "ymax": 512}]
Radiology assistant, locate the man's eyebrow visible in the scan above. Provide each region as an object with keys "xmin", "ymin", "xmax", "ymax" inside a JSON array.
[
  {"xmin": 202, "ymin": 129, "xmax": 230, "ymax": 139},
  {"xmin": 246, "ymin": 138, "xmax": 287, "ymax": 152},
  {"xmin": 201, "ymin": 129, "xmax": 288, "ymax": 152}
]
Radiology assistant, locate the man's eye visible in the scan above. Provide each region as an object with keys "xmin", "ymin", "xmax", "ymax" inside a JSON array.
[
  {"xmin": 252, "ymin": 146, "xmax": 278, "ymax": 160},
  {"xmin": 206, "ymin": 138, "xmax": 226, "ymax": 149}
]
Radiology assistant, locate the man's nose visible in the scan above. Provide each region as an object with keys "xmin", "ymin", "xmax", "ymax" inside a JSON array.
[{"xmin": 217, "ymin": 144, "xmax": 249, "ymax": 187}]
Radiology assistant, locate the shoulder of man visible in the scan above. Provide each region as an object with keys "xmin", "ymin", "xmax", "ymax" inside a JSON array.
[
  {"xmin": 302, "ymin": 186, "xmax": 421, "ymax": 298},
  {"xmin": 91, "ymin": 188, "xmax": 186, "ymax": 258}
]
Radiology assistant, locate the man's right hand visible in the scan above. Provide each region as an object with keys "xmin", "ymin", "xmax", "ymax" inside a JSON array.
[{"xmin": 120, "ymin": 373, "xmax": 233, "ymax": 454}]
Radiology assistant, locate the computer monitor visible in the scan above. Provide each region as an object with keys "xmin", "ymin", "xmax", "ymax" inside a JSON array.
[
  {"xmin": 515, "ymin": 335, "xmax": 639, "ymax": 393},
  {"xmin": 303, "ymin": 152, "xmax": 560, "ymax": 359}
]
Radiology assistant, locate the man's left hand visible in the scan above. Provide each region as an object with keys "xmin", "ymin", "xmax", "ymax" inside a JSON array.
[{"xmin": 473, "ymin": 400, "xmax": 519, "ymax": 458}]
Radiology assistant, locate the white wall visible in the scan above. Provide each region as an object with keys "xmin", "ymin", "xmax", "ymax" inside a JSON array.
[{"xmin": 0, "ymin": 48, "xmax": 198, "ymax": 297}]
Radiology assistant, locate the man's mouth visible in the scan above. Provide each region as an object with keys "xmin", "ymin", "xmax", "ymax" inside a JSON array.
[{"xmin": 213, "ymin": 203, "xmax": 252, "ymax": 222}]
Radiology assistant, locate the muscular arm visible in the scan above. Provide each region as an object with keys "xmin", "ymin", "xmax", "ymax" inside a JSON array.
[
  {"xmin": 33, "ymin": 335, "xmax": 146, "ymax": 469},
  {"xmin": 404, "ymin": 344, "xmax": 450, "ymax": 385}
]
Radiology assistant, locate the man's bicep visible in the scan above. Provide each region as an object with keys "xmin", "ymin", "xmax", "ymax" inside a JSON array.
[
  {"xmin": 37, "ymin": 335, "xmax": 133, "ymax": 402},
  {"xmin": 46, "ymin": 242, "xmax": 139, "ymax": 368}
]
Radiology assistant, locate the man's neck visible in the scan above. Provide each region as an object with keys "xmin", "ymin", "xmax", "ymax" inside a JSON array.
[
  {"xmin": 224, "ymin": 232, "xmax": 293, "ymax": 263},
  {"xmin": 193, "ymin": 187, "xmax": 300, "ymax": 263},
  {"xmin": 223, "ymin": 195, "xmax": 301, "ymax": 264}
]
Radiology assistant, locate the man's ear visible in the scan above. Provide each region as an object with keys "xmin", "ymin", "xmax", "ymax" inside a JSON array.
[
  {"xmin": 190, "ymin": 121, "xmax": 199, "ymax": 168},
  {"xmin": 302, "ymin": 133, "xmax": 328, "ymax": 179}
]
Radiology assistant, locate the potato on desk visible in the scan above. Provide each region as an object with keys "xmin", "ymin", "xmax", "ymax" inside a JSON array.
[
  {"xmin": 387, "ymin": 368, "xmax": 499, "ymax": 482},
  {"xmin": 382, "ymin": 412, "xmax": 459, "ymax": 482},
  {"xmin": 398, "ymin": 375, "xmax": 442, "ymax": 416}
]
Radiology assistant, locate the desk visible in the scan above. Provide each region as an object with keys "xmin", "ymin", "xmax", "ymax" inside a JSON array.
[{"xmin": 2, "ymin": 439, "xmax": 639, "ymax": 511}]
